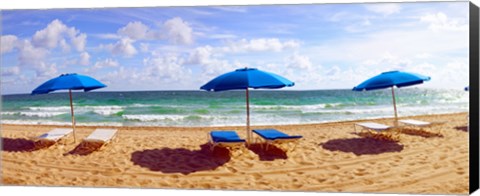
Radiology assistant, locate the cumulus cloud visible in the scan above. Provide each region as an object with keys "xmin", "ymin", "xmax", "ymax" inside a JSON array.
[
  {"xmin": 285, "ymin": 53, "xmax": 313, "ymax": 70},
  {"xmin": 118, "ymin": 21, "xmax": 150, "ymax": 40},
  {"xmin": 364, "ymin": 3, "xmax": 401, "ymax": 16},
  {"xmin": 143, "ymin": 53, "xmax": 188, "ymax": 82},
  {"xmin": 32, "ymin": 19, "xmax": 71, "ymax": 48},
  {"xmin": 187, "ymin": 45, "xmax": 213, "ymax": 64},
  {"xmin": 420, "ymin": 12, "xmax": 468, "ymax": 32},
  {"xmin": 2, "ymin": 19, "xmax": 90, "ymax": 84},
  {"xmin": 114, "ymin": 18, "xmax": 194, "ymax": 45},
  {"xmin": 31, "ymin": 19, "xmax": 87, "ymax": 52},
  {"xmin": 35, "ymin": 62, "xmax": 58, "ymax": 77},
  {"xmin": 100, "ymin": 17, "xmax": 194, "ymax": 57},
  {"xmin": 17, "ymin": 40, "xmax": 49, "ymax": 66},
  {"xmin": 222, "ymin": 38, "xmax": 300, "ymax": 53},
  {"xmin": 71, "ymin": 33, "xmax": 87, "ymax": 52},
  {"xmin": 361, "ymin": 52, "xmax": 412, "ymax": 71},
  {"xmin": 93, "ymin": 58, "xmax": 119, "ymax": 69},
  {"xmin": 101, "ymin": 38, "xmax": 137, "ymax": 57},
  {"xmin": 162, "ymin": 17, "xmax": 194, "ymax": 45},
  {"xmin": 1, "ymin": 35, "xmax": 18, "ymax": 54},
  {"xmin": 79, "ymin": 52, "xmax": 90, "ymax": 65}
]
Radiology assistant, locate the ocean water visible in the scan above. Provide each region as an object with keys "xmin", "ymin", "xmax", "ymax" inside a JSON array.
[{"xmin": 0, "ymin": 88, "xmax": 468, "ymax": 127}]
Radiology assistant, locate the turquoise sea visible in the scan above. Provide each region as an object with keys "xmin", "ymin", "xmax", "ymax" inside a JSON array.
[{"xmin": 0, "ymin": 88, "xmax": 468, "ymax": 127}]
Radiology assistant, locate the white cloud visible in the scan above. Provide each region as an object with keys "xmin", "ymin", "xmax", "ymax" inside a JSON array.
[
  {"xmin": 79, "ymin": 52, "xmax": 90, "ymax": 65},
  {"xmin": 420, "ymin": 12, "xmax": 468, "ymax": 32},
  {"xmin": 200, "ymin": 59, "xmax": 236, "ymax": 78},
  {"xmin": 100, "ymin": 17, "xmax": 194, "ymax": 57},
  {"xmin": 1, "ymin": 35, "xmax": 18, "ymax": 54},
  {"xmin": 162, "ymin": 17, "xmax": 194, "ymax": 45},
  {"xmin": 102, "ymin": 38, "xmax": 137, "ymax": 57},
  {"xmin": 71, "ymin": 33, "xmax": 87, "ymax": 52},
  {"xmin": 17, "ymin": 40, "xmax": 49, "ymax": 66},
  {"xmin": 360, "ymin": 52, "xmax": 412, "ymax": 71},
  {"xmin": 187, "ymin": 45, "xmax": 213, "ymax": 64},
  {"xmin": 35, "ymin": 62, "xmax": 58, "ymax": 77},
  {"xmin": 325, "ymin": 65, "xmax": 341, "ymax": 77},
  {"xmin": 30, "ymin": 19, "xmax": 87, "ymax": 53},
  {"xmin": 100, "ymin": 66, "xmax": 140, "ymax": 87},
  {"xmin": 143, "ymin": 53, "xmax": 187, "ymax": 82},
  {"xmin": 59, "ymin": 39, "xmax": 70, "ymax": 52},
  {"xmin": 32, "ymin": 19, "xmax": 72, "ymax": 48},
  {"xmin": 364, "ymin": 3, "xmax": 401, "ymax": 16},
  {"xmin": 222, "ymin": 38, "xmax": 300, "ymax": 53},
  {"xmin": 286, "ymin": 53, "xmax": 313, "ymax": 70},
  {"xmin": 118, "ymin": 21, "xmax": 150, "ymax": 40},
  {"xmin": 1, "ymin": 66, "xmax": 20, "ymax": 77},
  {"xmin": 93, "ymin": 58, "xmax": 119, "ymax": 69}
]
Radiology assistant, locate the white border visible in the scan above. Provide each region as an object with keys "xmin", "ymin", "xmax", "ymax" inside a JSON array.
[{"xmin": 1, "ymin": 0, "xmax": 479, "ymax": 196}]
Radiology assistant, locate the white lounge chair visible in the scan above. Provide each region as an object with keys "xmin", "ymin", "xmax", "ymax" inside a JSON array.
[
  {"xmin": 399, "ymin": 119, "xmax": 431, "ymax": 127},
  {"xmin": 399, "ymin": 119, "xmax": 445, "ymax": 133},
  {"xmin": 354, "ymin": 122, "xmax": 392, "ymax": 133},
  {"xmin": 83, "ymin": 129, "xmax": 118, "ymax": 145},
  {"xmin": 36, "ymin": 128, "xmax": 73, "ymax": 143}
]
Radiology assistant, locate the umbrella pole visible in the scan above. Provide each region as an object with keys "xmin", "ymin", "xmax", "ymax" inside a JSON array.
[
  {"xmin": 69, "ymin": 90, "xmax": 76, "ymax": 143},
  {"xmin": 391, "ymin": 87, "xmax": 398, "ymax": 127},
  {"xmin": 246, "ymin": 88, "xmax": 250, "ymax": 144}
]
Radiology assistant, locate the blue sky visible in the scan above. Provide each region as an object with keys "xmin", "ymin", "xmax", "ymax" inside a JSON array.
[{"xmin": 1, "ymin": 2, "xmax": 469, "ymax": 94}]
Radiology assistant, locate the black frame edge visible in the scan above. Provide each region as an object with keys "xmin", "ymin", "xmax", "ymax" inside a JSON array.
[{"xmin": 470, "ymin": 1, "xmax": 480, "ymax": 194}]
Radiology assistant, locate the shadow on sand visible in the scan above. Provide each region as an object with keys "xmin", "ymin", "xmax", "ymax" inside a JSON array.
[
  {"xmin": 65, "ymin": 141, "xmax": 104, "ymax": 156},
  {"xmin": 2, "ymin": 137, "xmax": 54, "ymax": 152},
  {"xmin": 399, "ymin": 128, "xmax": 443, "ymax": 138},
  {"xmin": 320, "ymin": 137, "xmax": 404, "ymax": 156},
  {"xmin": 130, "ymin": 143, "xmax": 230, "ymax": 175},
  {"xmin": 455, "ymin": 126, "xmax": 468, "ymax": 132},
  {"xmin": 247, "ymin": 143, "xmax": 288, "ymax": 161}
]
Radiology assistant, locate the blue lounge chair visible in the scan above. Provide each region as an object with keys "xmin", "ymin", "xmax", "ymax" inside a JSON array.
[
  {"xmin": 209, "ymin": 131, "xmax": 246, "ymax": 151},
  {"xmin": 252, "ymin": 129, "xmax": 302, "ymax": 150}
]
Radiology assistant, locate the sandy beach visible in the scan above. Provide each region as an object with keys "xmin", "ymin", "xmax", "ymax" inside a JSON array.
[{"xmin": 1, "ymin": 112, "xmax": 469, "ymax": 194}]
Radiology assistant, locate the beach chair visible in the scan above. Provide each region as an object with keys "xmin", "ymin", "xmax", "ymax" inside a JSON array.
[
  {"xmin": 35, "ymin": 128, "xmax": 73, "ymax": 145},
  {"xmin": 252, "ymin": 129, "xmax": 302, "ymax": 151},
  {"xmin": 353, "ymin": 122, "xmax": 402, "ymax": 141},
  {"xmin": 83, "ymin": 129, "xmax": 118, "ymax": 146},
  {"xmin": 208, "ymin": 131, "xmax": 246, "ymax": 151},
  {"xmin": 354, "ymin": 122, "xmax": 392, "ymax": 133},
  {"xmin": 398, "ymin": 119, "xmax": 444, "ymax": 133}
]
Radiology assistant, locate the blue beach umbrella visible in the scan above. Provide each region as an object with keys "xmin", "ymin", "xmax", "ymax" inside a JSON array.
[
  {"xmin": 32, "ymin": 73, "xmax": 107, "ymax": 142},
  {"xmin": 465, "ymin": 86, "xmax": 469, "ymax": 91},
  {"xmin": 353, "ymin": 70, "xmax": 431, "ymax": 125},
  {"xmin": 200, "ymin": 67, "xmax": 294, "ymax": 143}
]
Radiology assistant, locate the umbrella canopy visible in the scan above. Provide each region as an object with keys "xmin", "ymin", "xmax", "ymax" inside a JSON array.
[
  {"xmin": 201, "ymin": 67, "xmax": 294, "ymax": 143},
  {"xmin": 200, "ymin": 68, "xmax": 294, "ymax": 91},
  {"xmin": 352, "ymin": 71, "xmax": 430, "ymax": 91},
  {"xmin": 31, "ymin": 73, "xmax": 106, "ymax": 142},
  {"xmin": 32, "ymin": 73, "xmax": 106, "ymax": 94},
  {"xmin": 352, "ymin": 70, "xmax": 431, "ymax": 125}
]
